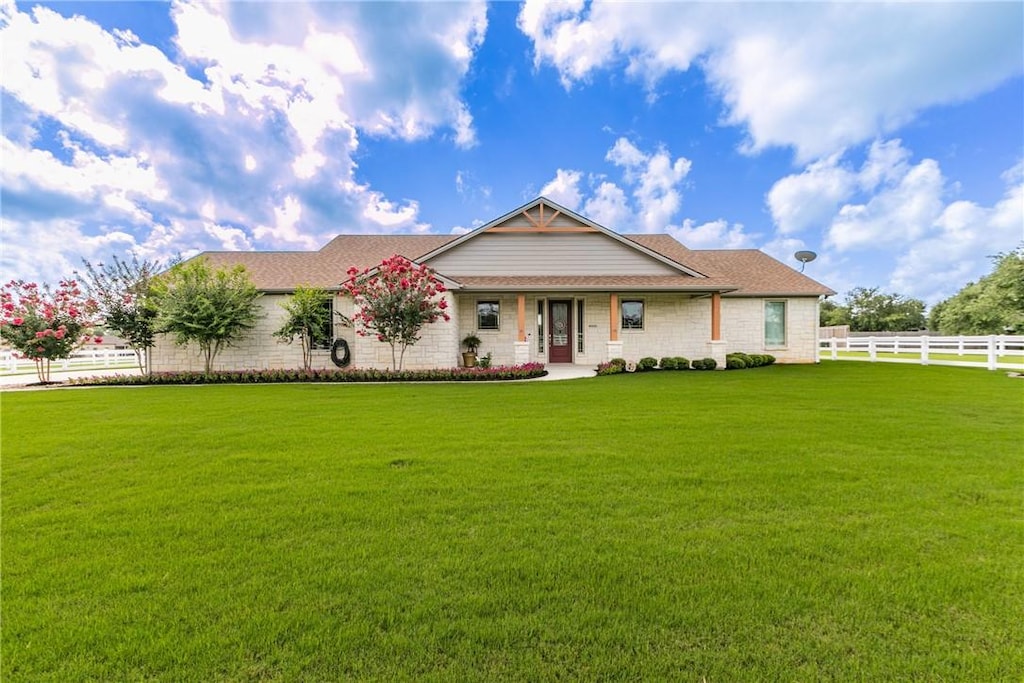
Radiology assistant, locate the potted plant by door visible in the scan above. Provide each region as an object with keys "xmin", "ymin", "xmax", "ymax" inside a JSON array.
[{"xmin": 462, "ymin": 333, "xmax": 481, "ymax": 367}]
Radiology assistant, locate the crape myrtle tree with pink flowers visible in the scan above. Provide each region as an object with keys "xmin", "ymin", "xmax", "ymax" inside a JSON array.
[
  {"xmin": 0, "ymin": 279, "xmax": 101, "ymax": 383},
  {"xmin": 342, "ymin": 255, "xmax": 451, "ymax": 371}
]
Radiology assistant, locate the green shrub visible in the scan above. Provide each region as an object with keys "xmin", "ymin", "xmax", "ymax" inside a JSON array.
[
  {"xmin": 659, "ymin": 357, "xmax": 676, "ymax": 370},
  {"xmin": 609, "ymin": 358, "xmax": 627, "ymax": 368},
  {"xmin": 638, "ymin": 357, "xmax": 658, "ymax": 372},
  {"xmin": 691, "ymin": 357, "xmax": 718, "ymax": 371},
  {"xmin": 726, "ymin": 356, "xmax": 747, "ymax": 370},
  {"xmin": 672, "ymin": 356, "xmax": 690, "ymax": 370}
]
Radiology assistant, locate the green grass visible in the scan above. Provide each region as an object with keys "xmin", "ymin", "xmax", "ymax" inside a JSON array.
[
  {"xmin": 2, "ymin": 363, "xmax": 1022, "ymax": 681},
  {"xmin": 826, "ymin": 350, "xmax": 1023, "ymax": 365}
]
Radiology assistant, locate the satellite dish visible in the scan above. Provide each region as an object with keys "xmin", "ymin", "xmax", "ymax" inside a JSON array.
[{"xmin": 794, "ymin": 250, "xmax": 817, "ymax": 272}]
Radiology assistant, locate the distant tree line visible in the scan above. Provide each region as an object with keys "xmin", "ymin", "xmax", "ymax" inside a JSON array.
[{"xmin": 821, "ymin": 246, "xmax": 1024, "ymax": 334}]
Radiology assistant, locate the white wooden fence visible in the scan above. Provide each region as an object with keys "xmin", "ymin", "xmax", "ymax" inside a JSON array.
[
  {"xmin": 0, "ymin": 348, "xmax": 141, "ymax": 374},
  {"xmin": 819, "ymin": 335, "xmax": 1024, "ymax": 371}
]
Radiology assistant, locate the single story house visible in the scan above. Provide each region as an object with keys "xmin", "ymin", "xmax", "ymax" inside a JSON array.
[{"xmin": 150, "ymin": 197, "xmax": 835, "ymax": 372}]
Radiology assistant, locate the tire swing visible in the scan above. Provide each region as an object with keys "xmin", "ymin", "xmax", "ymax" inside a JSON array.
[{"xmin": 330, "ymin": 339, "xmax": 351, "ymax": 368}]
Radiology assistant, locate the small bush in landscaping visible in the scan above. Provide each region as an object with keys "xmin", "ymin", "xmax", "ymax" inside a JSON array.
[
  {"xmin": 726, "ymin": 355, "xmax": 747, "ymax": 370},
  {"xmin": 671, "ymin": 356, "xmax": 690, "ymax": 370},
  {"xmin": 638, "ymin": 357, "xmax": 658, "ymax": 372},
  {"xmin": 691, "ymin": 358, "xmax": 718, "ymax": 371},
  {"xmin": 724, "ymin": 352, "xmax": 777, "ymax": 369},
  {"xmin": 659, "ymin": 357, "xmax": 676, "ymax": 370}
]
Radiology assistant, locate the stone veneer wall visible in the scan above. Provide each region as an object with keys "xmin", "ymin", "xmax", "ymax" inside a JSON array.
[
  {"xmin": 350, "ymin": 292, "xmax": 461, "ymax": 370},
  {"xmin": 616, "ymin": 294, "xmax": 712, "ymax": 362},
  {"xmin": 720, "ymin": 297, "xmax": 820, "ymax": 363},
  {"xmin": 149, "ymin": 292, "xmax": 821, "ymax": 371},
  {"xmin": 150, "ymin": 294, "xmax": 357, "ymax": 372}
]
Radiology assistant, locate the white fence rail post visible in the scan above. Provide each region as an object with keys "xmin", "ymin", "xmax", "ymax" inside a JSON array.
[{"xmin": 819, "ymin": 334, "xmax": 1023, "ymax": 371}]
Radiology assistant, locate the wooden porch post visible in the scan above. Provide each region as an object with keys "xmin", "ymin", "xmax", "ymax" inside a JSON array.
[
  {"xmin": 517, "ymin": 293, "xmax": 526, "ymax": 342},
  {"xmin": 711, "ymin": 292, "xmax": 722, "ymax": 341},
  {"xmin": 609, "ymin": 293, "xmax": 619, "ymax": 342}
]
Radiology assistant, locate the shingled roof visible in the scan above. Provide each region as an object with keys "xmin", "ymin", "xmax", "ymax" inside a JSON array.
[{"xmin": 193, "ymin": 231, "xmax": 833, "ymax": 297}]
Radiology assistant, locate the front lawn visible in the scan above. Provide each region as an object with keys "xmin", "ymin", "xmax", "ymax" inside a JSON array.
[{"xmin": 2, "ymin": 363, "xmax": 1021, "ymax": 680}]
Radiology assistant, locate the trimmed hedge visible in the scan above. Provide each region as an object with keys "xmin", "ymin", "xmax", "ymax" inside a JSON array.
[
  {"xmin": 726, "ymin": 352, "xmax": 776, "ymax": 369},
  {"xmin": 70, "ymin": 363, "xmax": 548, "ymax": 386},
  {"xmin": 691, "ymin": 357, "xmax": 718, "ymax": 371},
  {"xmin": 637, "ymin": 357, "xmax": 658, "ymax": 372}
]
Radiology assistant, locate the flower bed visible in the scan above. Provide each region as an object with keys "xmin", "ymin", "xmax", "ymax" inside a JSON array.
[{"xmin": 70, "ymin": 363, "xmax": 547, "ymax": 386}]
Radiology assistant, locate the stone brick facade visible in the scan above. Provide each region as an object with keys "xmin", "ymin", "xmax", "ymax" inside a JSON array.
[{"xmin": 150, "ymin": 291, "xmax": 821, "ymax": 371}]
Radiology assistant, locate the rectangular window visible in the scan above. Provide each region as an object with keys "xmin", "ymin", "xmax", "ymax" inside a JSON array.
[
  {"xmin": 765, "ymin": 301, "xmax": 786, "ymax": 347},
  {"xmin": 537, "ymin": 300, "xmax": 545, "ymax": 352},
  {"xmin": 621, "ymin": 299, "xmax": 644, "ymax": 330},
  {"xmin": 477, "ymin": 301, "xmax": 500, "ymax": 330},
  {"xmin": 576, "ymin": 299, "xmax": 585, "ymax": 353},
  {"xmin": 311, "ymin": 298, "xmax": 334, "ymax": 350}
]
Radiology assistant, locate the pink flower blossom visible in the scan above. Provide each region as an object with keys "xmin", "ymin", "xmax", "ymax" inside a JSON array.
[
  {"xmin": 93, "ymin": 336, "xmax": 103, "ymax": 344},
  {"xmin": 12, "ymin": 317, "xmax": 23, "ymax": 325}
]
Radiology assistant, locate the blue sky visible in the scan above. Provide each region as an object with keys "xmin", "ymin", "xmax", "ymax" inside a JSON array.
[{"xmin": 2, "ymin": 0, "xmax": 1021, "ymax": 306}]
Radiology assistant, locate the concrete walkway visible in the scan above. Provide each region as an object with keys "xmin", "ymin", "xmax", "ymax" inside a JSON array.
[{"xmin": 533, "ymin": 364, "xmax": 596, "ymax": 381}]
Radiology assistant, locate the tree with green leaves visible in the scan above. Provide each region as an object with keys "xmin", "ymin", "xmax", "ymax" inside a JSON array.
[
  {"xmin": 273, "ymin": 286, "xmax": 334, "ymax": 370},
  {"xmin": 930, "ymin": 246, "xmax": 1024, "ymax": 334},
  {"xmin": 79, "ymin": 254, "xmax": 170, "ymax": 374},
  {"xmin": 153, "ymin": 258, "xmax": 262, "ymax": 374},
  {"xmin": 821, "ymin": 287, "xmax": 926, "ymax": 331},
  {"xmin": 819, "ymin": 298, "xmax": 852, "ymax": 327}
]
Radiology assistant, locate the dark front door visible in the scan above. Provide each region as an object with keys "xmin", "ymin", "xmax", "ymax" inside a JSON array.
[{"xmin": 548, "ymin": 300, "xmax": 573, "ymax": 363}]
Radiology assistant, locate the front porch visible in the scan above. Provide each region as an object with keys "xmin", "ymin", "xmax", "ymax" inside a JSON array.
[{"xmin": 453, "ymin": 291, "xmax": 729, "ymax": 368}]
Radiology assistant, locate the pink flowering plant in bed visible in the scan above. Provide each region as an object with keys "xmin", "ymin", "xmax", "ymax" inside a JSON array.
[
  {"xmin": 1, "ymin": 279, "xmax": 100, "ymax": 383},
  {"xmin": 342, "ymin": 255, "xmax": 451, "ymax": 371}
]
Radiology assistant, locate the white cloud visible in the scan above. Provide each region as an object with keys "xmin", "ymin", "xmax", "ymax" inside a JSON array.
[
  {"xmin": 361, "ymin": 192, "xmax": 427, "ymax": 232},
  {"xmin": 888, "ymin": 174, "xmax": 1024, "ymax": 303},
  {"xmin": 768, "ymin": 142, "xmax": 1023, "ymax": 303},
  {"xmin": 767, "ymin": 139, "xmax": 914, "ymax": 236},
  {"xmin": 519, "ymin": 2, "xmax": 1023, "ymax": 160},
  {"xmin": 670, "ymin": 219, "xmax": 753, "ymax": 250},
  {"xmin": 604, "ymin": 137, "xmax": 691, "ymax": 232},
  {"xmin": 540, "ymin": 169, "xmax": 583, "ymax": 210},
  {"xmin": 826, "ymin": 158, "xmax": 945, "ymax": 252},
  {"xmin": 536, "ymin": 139, "xmax": 732, "ymax": 243},
  {"xmin": 0, "ymin": 1, "xmax": 486, "ymax": 284},
  {"xmin": 205, "ymin": 221, "xmax": 253, "ymax": 251},
  {"xmin": 582, "ymin": 181, "xmax": 630, "ymax": 230},
  {"xmin": 766, "ymin": 152, "xmax": 856, "ymax": 236}
]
